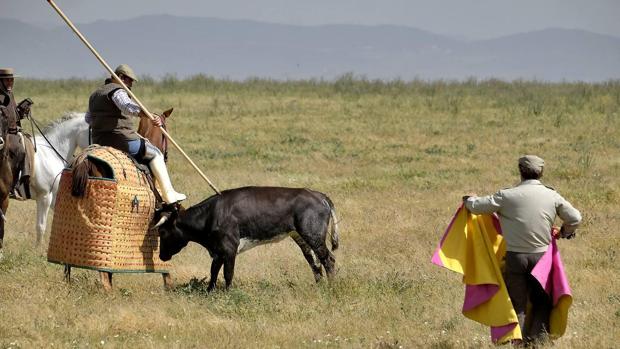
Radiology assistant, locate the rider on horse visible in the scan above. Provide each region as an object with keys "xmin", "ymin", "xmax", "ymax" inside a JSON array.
[
  {"xmin": 0, "ymin": 68, "xmax": 35, "ymax": 200},
  {"xmin": 85, "ymin": 64, "xmax": 186, "ymax": 204}
]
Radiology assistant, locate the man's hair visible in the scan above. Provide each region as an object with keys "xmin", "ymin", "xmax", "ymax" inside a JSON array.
[{"xmin": 519, "ymin": 164, "xmax": 543, "ymax": 180}]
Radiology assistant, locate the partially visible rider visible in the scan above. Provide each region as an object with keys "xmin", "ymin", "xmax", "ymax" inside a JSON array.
[
  {"xmin": 0, "ymin": 68, "xmax": 35, "ymax": 200},
  {"xmin": 85, "ymin": 64, "xmax": 186, "ymax": 204}
]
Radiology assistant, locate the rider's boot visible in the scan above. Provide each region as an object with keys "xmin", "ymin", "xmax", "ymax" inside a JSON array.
[{"xmin": 149, "ymin": 154, "xmax": 186, "ymax": 204}]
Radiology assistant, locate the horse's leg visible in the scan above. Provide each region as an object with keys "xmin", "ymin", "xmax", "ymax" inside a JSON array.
[
  {"xmin": 64, "ymin": 264, "xmax": 71, "ymax": 283},
  {"xmin": 35, "ymin": 193, "xmax": 53, "ymax": 246},
  {"xmin": 0, "ymin": 195, "xmax": 8, "ymax": 259},
  {"xmin": 99, "ymin": 271, "xmax": 113, "ymax": 291},
  {"xmin": 162, "ymin": 273, "xmax": 173, "ymax": 290}
]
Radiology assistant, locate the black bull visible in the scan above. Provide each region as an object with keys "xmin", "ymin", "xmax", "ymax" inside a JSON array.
[{"xmin": 153, "ymin": 186, "xmax": 339, "ymax": 291}]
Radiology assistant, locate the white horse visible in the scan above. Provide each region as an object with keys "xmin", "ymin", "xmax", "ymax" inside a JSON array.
[{"xmin": 28, "ymin": 113, "xmax": 90, "ymax": 245}]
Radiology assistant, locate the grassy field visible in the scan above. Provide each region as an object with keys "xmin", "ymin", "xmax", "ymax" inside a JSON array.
[{"xmin": 1, "ymin": 77, "xmax": 619, "ymax": 348}]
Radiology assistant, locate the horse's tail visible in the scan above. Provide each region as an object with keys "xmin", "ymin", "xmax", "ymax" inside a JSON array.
[
  {"xmin": 71, "ymin": 153, "xmax": 92, "ymax": 197},
  {"xmin": 323, "ymin": 196, "xmax": 340, "ymax": 251}
]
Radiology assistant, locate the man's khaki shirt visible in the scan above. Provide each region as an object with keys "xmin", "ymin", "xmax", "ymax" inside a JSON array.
[{"xmin": 465, "ymin": 180, "xmax": 582, "ymax": 253}]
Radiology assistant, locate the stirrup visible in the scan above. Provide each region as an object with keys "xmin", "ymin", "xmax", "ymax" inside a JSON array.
[{"xmin": 9, "ymin": 189, "xmax": 25, "ymax": 201}]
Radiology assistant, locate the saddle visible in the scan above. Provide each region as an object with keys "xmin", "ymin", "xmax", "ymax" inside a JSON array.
[
  {"xmin": 47, "ymin": 145, "xmax": 170, "ymax": 273},
  {"xmin": 8, "ymin": 132, "xmax": 35, "ymax": 200}
]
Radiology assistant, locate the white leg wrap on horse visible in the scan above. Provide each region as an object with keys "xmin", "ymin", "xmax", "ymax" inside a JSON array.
[{"xmin": 148, "ymin": 151, "xmax": 186, "ymax": 204}]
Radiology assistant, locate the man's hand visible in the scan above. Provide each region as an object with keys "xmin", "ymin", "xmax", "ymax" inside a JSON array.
[
  {"xmin": 140, "ymin": 110, "xmax": 162, "ymax": 127},
  {"xmin": 151, "ymin": 114, "xmax": 163, "ymax": 127},
  {"xmin": 16, "ymin": 98, "xmax": 33, "ymax": 119},
  {"xmin": 462, "ymin": 193, "xmax": 477, "ymax": 202},
  {"xmin": 559, "ymin": 226, "xmax": 576, "ymax": 240}
]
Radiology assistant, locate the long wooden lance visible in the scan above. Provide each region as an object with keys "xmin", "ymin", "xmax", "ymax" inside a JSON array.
[{"xmin": 46, "ymin": 0, "xmax": 221, "ymax": 195}]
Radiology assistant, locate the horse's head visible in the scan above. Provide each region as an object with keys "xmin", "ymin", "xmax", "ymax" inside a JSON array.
[{"xmin": 138, "ymin": 108, "xmax": 173, "ymax": 161}]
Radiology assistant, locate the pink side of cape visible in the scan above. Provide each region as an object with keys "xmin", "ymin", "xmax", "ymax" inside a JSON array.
[
  {"xmin": 531, "ymin": 238, "xmax": 572, "ymax": 305},
  {"xmin": 491, "ymin": 323, "xmax": 519, "ymax": 343},
  {"xmin": 463, "ymin": 284, "xmax": 499, "ymax": 311}
]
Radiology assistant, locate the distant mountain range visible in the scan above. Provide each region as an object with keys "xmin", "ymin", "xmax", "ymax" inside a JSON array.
[{"xmin": 3, "ymin": 15, "xmax": 619, "ymax": 81}]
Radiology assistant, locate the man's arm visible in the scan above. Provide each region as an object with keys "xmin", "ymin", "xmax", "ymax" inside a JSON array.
[
  {"xmin": 556, "ymin": 195, "xmax": 582, "ymax": 239},
  {"xmin": 111, "ymin": 89, "xmax": 161, "ymax": 126},
  {"xmin": 111, "ymin": 89, "xmax": 142, "ymax": 117},
  {"xmin": 464, "ymin": 191, "xmax": 503, "ymax": 214}
]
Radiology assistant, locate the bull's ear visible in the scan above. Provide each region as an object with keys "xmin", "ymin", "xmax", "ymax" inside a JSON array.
[{"xmin": 162, "ymin": 108, "xmax": 174, "ymax": 118}]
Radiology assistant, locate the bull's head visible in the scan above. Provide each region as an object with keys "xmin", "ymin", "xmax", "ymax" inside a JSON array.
[{"xmin": 152, "ymin": 203, "xmax": 189, "ymax": 261}]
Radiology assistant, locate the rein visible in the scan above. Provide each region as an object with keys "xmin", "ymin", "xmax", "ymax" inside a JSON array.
[
  {"xmin": 30, "ymin": 115, "xmax": 70, "ymax": 166},
  {"xmin": 27, "ymin": 112, "xmax": 37, "ymax": 152}
]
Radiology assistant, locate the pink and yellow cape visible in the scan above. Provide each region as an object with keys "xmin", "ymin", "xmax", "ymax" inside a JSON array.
[{"xmin": 431, "ymin": 205, "xmax": 572, "ymax": 343}]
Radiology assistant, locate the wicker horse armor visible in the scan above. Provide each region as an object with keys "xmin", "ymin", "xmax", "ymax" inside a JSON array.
[{"xmin": 48, "ymin": 146, "xmax": 170, "ymax": 273}]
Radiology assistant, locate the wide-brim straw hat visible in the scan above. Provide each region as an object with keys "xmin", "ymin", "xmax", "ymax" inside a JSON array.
[{"xmin": 0, "ymin": 68, "xmax": 19, "ymax": 78}]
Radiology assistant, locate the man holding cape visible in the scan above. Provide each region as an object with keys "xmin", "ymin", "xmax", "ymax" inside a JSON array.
[{"xmin": 463, "ymin": 155, "xmax": 581, "ymax": 343}]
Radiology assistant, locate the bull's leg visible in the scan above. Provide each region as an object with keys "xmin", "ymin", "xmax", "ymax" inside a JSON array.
[
  {"xmin": 207, "ymin": 256, "xmax": 224, "ymax": 292},
  {"xmin": 290, "ymin": 234, "xmax": 323, "ymax": 282},
  {"xmin": 297, "ymin": 214, "xmax": 336, "ymax": 280},
  {"xmin": 315, "ymin": 244, "xmax": 336, "ymax": 279},
  {"xmin": 223, "ymin": 255, "xmax": 236, "ymax": 290}
]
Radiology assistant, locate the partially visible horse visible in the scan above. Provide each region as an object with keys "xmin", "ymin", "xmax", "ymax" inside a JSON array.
[
  {"xmin": 137, "ymin": 108, "xmax": 173, "ymax": 161},
  {"xmin": 29, "ymin": 113, "xmax": 90, "ymax": 245},
  {"xmin": 0, "ymin": 113, "xmax": 12, "ymax": 256}
]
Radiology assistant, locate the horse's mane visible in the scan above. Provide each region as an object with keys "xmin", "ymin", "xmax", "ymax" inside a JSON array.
[{"xmin": 41, "ymin": 112, "xmax": 85, "ymax": 135}]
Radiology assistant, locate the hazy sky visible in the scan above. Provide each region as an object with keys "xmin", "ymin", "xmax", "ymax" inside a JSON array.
[{"xmin": 2, "ymin": 0, "xmax": 619, "ymax": 40}]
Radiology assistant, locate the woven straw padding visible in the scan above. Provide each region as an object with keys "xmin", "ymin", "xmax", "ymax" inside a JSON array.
[{"xmin": 48, "ymin": 146, "xmax": 170, "ymax": 273}]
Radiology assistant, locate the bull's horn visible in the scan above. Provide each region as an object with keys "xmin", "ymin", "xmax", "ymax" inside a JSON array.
[{"xmin": 152, "ymin": 214, "xmax": 170, "ymax": 229}]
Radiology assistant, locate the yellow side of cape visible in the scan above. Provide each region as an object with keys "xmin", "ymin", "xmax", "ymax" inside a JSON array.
[{"xmin": 436, "ymin": 207, "xmax": 522, "ymax": 342}]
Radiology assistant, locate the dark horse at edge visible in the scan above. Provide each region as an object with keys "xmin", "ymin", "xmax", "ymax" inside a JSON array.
[{"xmin": 0, "ymin": 114, "xmax": 13, "ymax": 257}]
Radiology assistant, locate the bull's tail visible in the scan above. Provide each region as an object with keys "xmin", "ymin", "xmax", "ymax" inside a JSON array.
[{"xmin": 323, "ymin": 196, "xmax": 340, "ymax": 251}]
